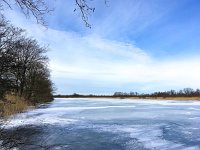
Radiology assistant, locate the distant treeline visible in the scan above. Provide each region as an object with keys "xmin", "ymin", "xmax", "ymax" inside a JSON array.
[
  {"xmin": 54, "ymin": 93, "xmax": 113, "ymax": 98},
  {"xmin": 55, "ymin": 88, "xmax": 200, "ymax": 98},
  {"xmin": 0, "ymin": 16, "xmax": 54, "ymax": 104},
  {"xmin": 113, "ymin": 88, "xmax": 200, "ymax": 97}
]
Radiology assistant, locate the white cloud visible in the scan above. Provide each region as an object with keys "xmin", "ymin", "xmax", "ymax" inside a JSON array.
[{"xmin": 4, "ymin": 9, "xmax": 200, "ymax": 94}]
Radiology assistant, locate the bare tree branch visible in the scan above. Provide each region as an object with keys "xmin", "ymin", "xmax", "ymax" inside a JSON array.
[
  {"xmin": 15, "ymin": 0, "xmax": 52, "ymax": 26},
  {"xmin": 1, "ymin": 0, "xmax": 107, "ymax": 28},
  {"xmin": 74, "ymin": 0, "xmax": 95, "ymax": 28},
  {"xmin": 1, "ymin": 0, "xmax": 52, "ymax": 26}
]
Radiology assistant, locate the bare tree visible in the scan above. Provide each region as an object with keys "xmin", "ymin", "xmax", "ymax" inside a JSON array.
[
  {"xmin": 0, "ymin": 0, "xmax": 107, "ymax": 27},
  {"xmin": 1, "ymin": 0, "xmax": 51, "ymax": 25},
  {"xmin": 0, "ymin": 15, "xmax": 24, "ymax": 99},
  {"xmin": 0, "ymin": 16, "xmax": 53, "ymax": 103},
  {"xmin": 74, "ymin": 0, "xmax": 95, "ymax": 28},
  {"xmin": 11, "ymin": 37, "xmax": 48, "ymax": 96}
]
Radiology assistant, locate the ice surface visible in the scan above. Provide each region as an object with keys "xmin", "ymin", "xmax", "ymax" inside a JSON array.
[{"xmin": 1, "ymin": 98, "xmax": 200, "ymax": 150}]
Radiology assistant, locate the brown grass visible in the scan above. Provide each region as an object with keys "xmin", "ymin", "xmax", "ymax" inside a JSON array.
[{"xmin": 0, "ymin": 95, "xmax": 29, "ymax": 117}]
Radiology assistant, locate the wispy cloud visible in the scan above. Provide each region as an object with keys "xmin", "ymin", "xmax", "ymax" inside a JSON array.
[{"xmin": 4, "ymin": 2, "xmax": 200, "ymax": 94}]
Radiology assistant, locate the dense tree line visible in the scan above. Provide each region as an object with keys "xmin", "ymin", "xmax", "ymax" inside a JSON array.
[
  {"xmin": 113, "ymin": 88, "xmax": 200, "ymax": 97},
  {"xmin": 0, "ymin": 16, "xmax": 53, "ymax": 104}
]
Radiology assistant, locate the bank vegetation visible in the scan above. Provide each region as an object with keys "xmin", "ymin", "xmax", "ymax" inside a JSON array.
[{"xmin": 0, "ymin": 16, "xmax": 54, "ymax": 117}]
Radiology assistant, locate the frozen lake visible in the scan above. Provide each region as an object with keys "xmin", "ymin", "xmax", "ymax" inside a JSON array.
[{"xmin": 1, "ymin": 98, "xmax": 200, "ymax": 150}]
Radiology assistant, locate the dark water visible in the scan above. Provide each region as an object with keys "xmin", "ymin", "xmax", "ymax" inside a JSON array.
[{"xmin": 1, "ymin": 98, "xmax": 200, "ymax": 150}]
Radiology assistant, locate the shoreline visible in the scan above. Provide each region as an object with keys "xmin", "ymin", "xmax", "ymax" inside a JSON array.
[{"xmin": 53, "ymin": 96, "xmax": 200, "ymax": 101}]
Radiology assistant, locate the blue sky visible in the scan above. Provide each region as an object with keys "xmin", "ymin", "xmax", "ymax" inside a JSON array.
[{"xmin": 3, "ymin": 0, "xmax": 200, "ymax": 94}]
